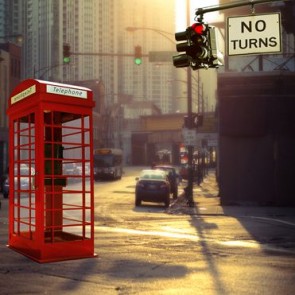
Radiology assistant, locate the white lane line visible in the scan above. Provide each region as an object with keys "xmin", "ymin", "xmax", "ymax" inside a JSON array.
[
  {"xmin": 95, "ymin": 226, "xmax": 295, "ymax": 254},
  {"xmin": 249, "ymin": 216, "xmax": 295, "ymax": 227},
  {"xmin": 97, "ymin": 226, "xmax": 199, "ymax": 241}
]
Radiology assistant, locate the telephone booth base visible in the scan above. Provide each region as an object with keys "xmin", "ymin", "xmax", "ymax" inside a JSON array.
[{"xmin": 8, "ymin": 238, "xmax": 97, "ymax": 263}]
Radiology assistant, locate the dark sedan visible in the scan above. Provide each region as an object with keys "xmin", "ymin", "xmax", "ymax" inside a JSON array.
[
  {"xmin": 135, "ymin": 169, "xmax": 170, "ymax": 207},
  {"xmin": 153, "ymin": 165, "xmax": 179, "ymax": 199}
]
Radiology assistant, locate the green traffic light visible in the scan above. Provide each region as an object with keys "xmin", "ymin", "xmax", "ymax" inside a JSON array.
[
  {"xmin": 134, "ymin": 58, "xmax": 142, "ymax": 65},
  {"xmin": 63, "ymin": 57, "xmax": 71, "ymax": 63}
]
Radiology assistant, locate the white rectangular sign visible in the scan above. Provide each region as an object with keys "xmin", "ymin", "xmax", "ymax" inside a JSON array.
[
  {"xmin": 46, "ymin": 85, "xmax": 87, "ymax": 99},
  {"xmin": 11, "ymin": 85, "xmax": 36, "ymax": 104},
  {"xmin": 227, "ymin": 13, "xmax": 281, "ymax": 56},
  {"xmin": 182, "ymin": 128, "xmax": 197, "ymax": 147}
]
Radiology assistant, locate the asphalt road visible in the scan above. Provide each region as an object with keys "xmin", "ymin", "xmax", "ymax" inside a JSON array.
[{"xmin": 0, "ymin": 166, "xmax": 295, "ymax": 295}]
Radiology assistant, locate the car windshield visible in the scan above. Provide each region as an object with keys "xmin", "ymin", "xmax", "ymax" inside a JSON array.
[{"xmin": 139, "ymin": 170, "xmax": 166, "ymax": 180}]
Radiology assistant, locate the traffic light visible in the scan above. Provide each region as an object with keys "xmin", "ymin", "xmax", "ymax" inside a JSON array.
[
  {"xmin": 63, "ymin": 44, "xmax": 71, "ymax": 63},
  {"xmin": 190, "ymin": 23, "xmax": 210, "ymax": 64},
  {"xmin": 193, "ymin": 114, "xmax": 203, "ymax": 128},
  {"xmin": 184, "ymin": 115, "xmax": 192, "ymax": 128},
  {"xmin": 208, "ymin": 26, "xmax": 224, "ymax": 68},
  {"xmin": 184, "ymin": 114, "xmax": 203, "ymax": 129},
  {"xmin": 173, "ymin": 22, "xmax": 223, "ymax": 70},
  {"xmin": 134, "ymin": 45, "xmax": 142, "ymax": 65},
  {"xmin": 173, "ymin": 28, "xmax": 192, "ymax": 68}
]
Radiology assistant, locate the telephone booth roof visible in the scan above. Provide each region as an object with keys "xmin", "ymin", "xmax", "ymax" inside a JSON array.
[{"xmin": 8, "ymin": 79, "xmax": 94, "ymax": 115}]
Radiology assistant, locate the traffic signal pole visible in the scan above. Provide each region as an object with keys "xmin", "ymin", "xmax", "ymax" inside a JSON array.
[
  {"xmin": 71, "ymin": 52, "xmax": 148, "ymax": 57},
  {"xmin": 195, "ymin": 0, "xmax": 290, "ymax": 17},
  {"xmin": 186, "ymin": 0, "xmax": 194, "ymax": 207}
]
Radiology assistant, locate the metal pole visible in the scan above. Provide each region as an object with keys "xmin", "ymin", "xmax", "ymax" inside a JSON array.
[
  {"xmin": 196, "ymin": 0, "xmax": 290, "ymax": 16},
  {"xmin": 186, "ymin": 0, "xmax": 194, "ymax": 207}
]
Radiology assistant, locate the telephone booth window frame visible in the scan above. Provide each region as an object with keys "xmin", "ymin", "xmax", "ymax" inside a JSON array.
[{"xmin": 12, "ymin": 112, "xmax": 36, "ymax": 240}]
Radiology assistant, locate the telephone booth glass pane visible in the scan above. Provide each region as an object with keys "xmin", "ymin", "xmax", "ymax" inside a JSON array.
[
  {"xmin": 13, "ymin": 114, "xmax": 36, "ymax": 239},
  {"xmin": 44, "ymin": 111, "xmax": 92, "ymax": 243}
]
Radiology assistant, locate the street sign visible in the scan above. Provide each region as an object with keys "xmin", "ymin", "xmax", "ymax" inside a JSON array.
[
  {"xmin": 149, "ymin": 51, "xmax": 177, "ymax": 62},
  {"xmin": 182, "ymin": 128, "xmax": 197, "ymax": 146},
  {"xmin": 227, "ymin": 13, "xmax": 281, "ymax": 56}
]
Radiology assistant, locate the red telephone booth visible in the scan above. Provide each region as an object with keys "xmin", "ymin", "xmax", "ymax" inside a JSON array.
[{"xmin": 7, "ymin": 79, "xmax": 96, "ymax": 262}]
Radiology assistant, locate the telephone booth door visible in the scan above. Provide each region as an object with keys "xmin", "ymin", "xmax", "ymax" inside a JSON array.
[{"xmin": 7, "ymin": 79, "xmax": 96, "ymax": 262}]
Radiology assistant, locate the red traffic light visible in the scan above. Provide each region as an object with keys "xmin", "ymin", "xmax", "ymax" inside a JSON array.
[{"xmin": 191, "ymin": 23, "xmax": 206, "ymax": 35}]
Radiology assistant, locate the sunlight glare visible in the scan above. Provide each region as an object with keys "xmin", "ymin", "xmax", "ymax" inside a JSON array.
[{"xmin": 175, "ymin": 0, "xmax": 221, "ymax": 30}]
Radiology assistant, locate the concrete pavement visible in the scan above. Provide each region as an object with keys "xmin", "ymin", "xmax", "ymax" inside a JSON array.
[{"xmin": 0, "ymin": 169, "xmax": 295, "ymax": 295}]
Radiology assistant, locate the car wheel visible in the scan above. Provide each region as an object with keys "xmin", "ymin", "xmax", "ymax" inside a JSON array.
[{"xmin": 135, "ymin": 195, "xmax": 141, "ymax": 206}]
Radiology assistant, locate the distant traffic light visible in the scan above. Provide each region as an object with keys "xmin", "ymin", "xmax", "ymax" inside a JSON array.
[
  {"xmin": 134, "ymin": 46, "xmax": 142, "ymax": 65},
  {"xmin": 173, "ymin": 22, "xmax": 223, "ymax": 70},
  {"xmin": 193, "ymin": 113, "xmax": 203, "ymax": 128},
  {"xmin": 184, "ymin": 113, "xmax": 203, "ymax": 129},
  {"xmin": 63, "ymin": 44, "xmax": 71, "ymax": 63}
]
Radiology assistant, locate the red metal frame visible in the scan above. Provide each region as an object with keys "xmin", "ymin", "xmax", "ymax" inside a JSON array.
[{"xmin": 7, "ymin": 79, "xmax": 96, "ymax": 262}]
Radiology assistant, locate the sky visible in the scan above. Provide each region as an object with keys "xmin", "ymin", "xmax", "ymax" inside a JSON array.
[{"xmin": 175, "ymin": 0, "xmax": 221, "ymax": 30}]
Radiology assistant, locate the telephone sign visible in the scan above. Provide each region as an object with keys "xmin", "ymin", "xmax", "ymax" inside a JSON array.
[{"xmin": 227, "ymin": 13, "xmax": 281, "ymax": 56}]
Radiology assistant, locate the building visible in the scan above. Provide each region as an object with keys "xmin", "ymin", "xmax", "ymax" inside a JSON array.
[
  {"xmin": 1, "ymin": 0, "xmax": 220, "ymax": 169},
  {"xmin": 12, "ymin": 1, "xmax": 181, "ymax": 159},
  {"xmin": 217, "ymin": 1, "xmax": 295, "ymax": 205},
  {"xmin": 0, "ymin": 0, "xmax": 22, "ymax": 181}
]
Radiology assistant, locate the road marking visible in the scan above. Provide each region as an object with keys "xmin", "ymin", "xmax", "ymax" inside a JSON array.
[
  {"xmin": 95, "ymin": 226, "xmax": 295, "ymax": 255},
  {"xmin": 97, "ymin": 226, "xmax": 199, "ymax": 241},
  {"xmin": 249, "ymin": 216, "xmax": 295, "ymax": 227}
]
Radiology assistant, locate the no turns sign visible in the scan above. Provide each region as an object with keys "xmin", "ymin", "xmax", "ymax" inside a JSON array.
[{"xmin": 227, "ymin": 13, "xmax": 281, "ymax": 56}]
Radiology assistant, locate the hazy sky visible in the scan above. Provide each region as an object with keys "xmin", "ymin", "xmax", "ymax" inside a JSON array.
[{"xmin": 175, "ymin": 0, "xmax": 221, "ymax": 30}]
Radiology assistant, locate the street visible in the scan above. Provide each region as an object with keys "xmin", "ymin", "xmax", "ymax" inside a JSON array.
[{"xmin": 0, "ymin": 166, "xmax": 295, "ymax": 294}]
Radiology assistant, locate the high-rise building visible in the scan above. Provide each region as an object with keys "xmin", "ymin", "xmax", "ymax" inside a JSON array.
[
  {"xmin": 115, "ymin": 0, "xmax": 178, "ymax": 114},
  {"xmin": 6, "ymin": 0, "xmax": 183, "ymax": 160},
  {"xmin": 19, "ymin": 0, "xmax": 115, "ymax": 99},
  {"xmin": 19, "ymin": 0, "xmax": 179, "ymax": 115}
]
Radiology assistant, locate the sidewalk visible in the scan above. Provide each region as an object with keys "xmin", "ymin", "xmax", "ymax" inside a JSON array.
[{"xmin": 167, "ymin": 170, "xmax": 295, "ymax": 218}]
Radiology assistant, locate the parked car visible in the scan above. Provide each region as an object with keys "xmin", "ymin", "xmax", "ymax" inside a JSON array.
[
  {"xmin": 153, "ymin": 165, "xmax": 179, "ymax": 199},
  {"xmin": 2, "ymin": 166, "xmax": 35, "ymax": 198},
  {"xmin": 135, "ymin": 169, "xmax": 170, "ymax": 207}
]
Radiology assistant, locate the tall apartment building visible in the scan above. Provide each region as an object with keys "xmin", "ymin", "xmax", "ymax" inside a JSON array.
[
  {"xmin": 115, "ymin": 0, "xmax": 179, "ymax": 114},
  {"xmin": 21, "ymin": 0, "xmax": 116, "ymax": 96},
  {"xmin": 19, "ymin": 0, "xmax": 180, "ymax": 115},
  {"xmin": 3, "ymin": 0, "xmax": 184, "ymax": 161},
  {"xmin": 0, "ymin": 0, "xmax": 22, "ymax": 179}
]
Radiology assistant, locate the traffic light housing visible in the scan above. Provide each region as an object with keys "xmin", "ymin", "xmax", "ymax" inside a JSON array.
[
  {"xmin": 134, "ymin": 46, "xmax": 142, "ymax": 65},
  {"xmin": 193, "ymin": 114, "xmax": 203, "ymax": 128},
  {"xmin": 173, "ymin": 22, "xmax": 223, "ymax": 70},
  {"xmin": 63, "ymin": 44, "xmax": 71, "ymax": 63},
  {"xmin": 184, "ymin": 113, "xmax": 203, "ymax": 129}
]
